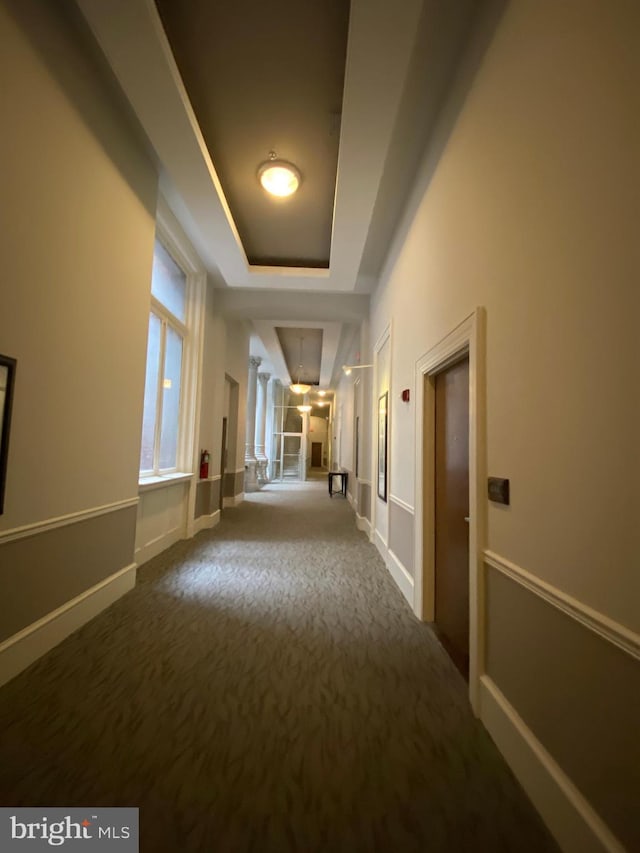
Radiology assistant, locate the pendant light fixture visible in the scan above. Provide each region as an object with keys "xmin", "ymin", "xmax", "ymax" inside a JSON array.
[{"xmin": 290, "ymin": 336, "xmax": 311, "ymax": 395}]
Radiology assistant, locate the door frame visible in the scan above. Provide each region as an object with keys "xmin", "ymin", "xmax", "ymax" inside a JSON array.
[
  {"xmin": 276, "ymin": 432, "xmax": 303, "ymax": 482},
  {"xmin": 219, "ymin": 417, "xmax": 227, "ymax": 510},
  {"xmin": 414, "ymin": 308, "xmax": 486, "ymax": 714},
  {"xmin": 311, "ymin": 440, "xmax": 323, "ymax": 468}
]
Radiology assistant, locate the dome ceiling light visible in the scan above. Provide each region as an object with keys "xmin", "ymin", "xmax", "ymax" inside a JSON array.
[{"xmin": 258, "ymin": 151, "xmax": 301, "ymax": 198}]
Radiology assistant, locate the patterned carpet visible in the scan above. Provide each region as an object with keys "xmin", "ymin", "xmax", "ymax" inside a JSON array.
[{"xmin": 0, "ymin": 482, "xmax": 557, "ymax": 852}]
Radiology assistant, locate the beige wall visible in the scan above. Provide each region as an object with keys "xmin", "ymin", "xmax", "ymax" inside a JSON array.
[
  {"xmin": 0, "ymin": 0, "xmax": 157, "ymax": 641},
  {"xmin": 197, "ymin": 309, "xmax": 248, "ymax": 499},
  {"xmin": 195, "ymin": 479, "xmax": 220, "ymax": 519},
  {"xmin": 334, "ymin": 326, "xmax": 374, "ymax": 518},
  {"xmin": 195, "ymin": 298, "xmax": 249, "ymax": 512},
  {"xmin": 198, "ymin": 284, "xmax": 226, "ymax": 478},
  {"xmin": 370, "ymin": 0, "xmax": 639, "ymax": 846},
  {"xmin": 371, "ymin": 0, "xmax": 639, "ymax": 630},
  {"xmin": 486, "ymin": 566, "xmax": 639, "ymax": 851},
  {"xmin": 357, "ymin": 482, "xmax": 371, "ymax": 522},
  {"xmin": 356, "ymin": 318, "xmax": 372, "ymax": 485},
  {"xmin": 224, "ymin": 319, "xmax": 250, "ymax": 478},
  {"xmin": 373, "ymin": 334, "xmax": 391, "ymax": 543},
  {"xmin": 388, "ymin": 501, "xmax": 414, "ymax": 577},
  {"xmin": 0, "ymin": 508, "xmax": 137, "ymax": 643},
  {"xmin": 0, "ymin": 0, "xmax": 157, "ymax": 532},
  {"xmin": 339, "ymin": 384, "xmax": 355, "ymax": 474}
]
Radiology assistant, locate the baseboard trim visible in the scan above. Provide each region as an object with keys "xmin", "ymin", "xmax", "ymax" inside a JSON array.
[
  {"xmin": 355, "ymin": 513, "xmax": 371, "ymax": 538},
  {"xmin": 480, "ymin": 675, "xmax": 624, "ymax": 853},
  {"xmin": 223, "ymin": 493, "xmax": 244, "ymax": 508},
  {"xmin": 193, "ymin": 509, "xmax": 220, "ymax": 534},
  {"xmin": 0, "ymin": 562, "xmax": 137, "ymax": 689},
  {"xmin": 135, "ymin": 526, "xmax": 182, "ymax": 566},
  {"xmin": 387, "ymin": 547, "xmax": 414, "ymax": 607},
  {"xmin": 374, "ymin": 530, "xmax": 413, "ymax": 607},
  {"xmin": 374, "ymin": 529, "xmax": 388, "ymax": 551},
  {"xmin": 484, "ymin": 550, "xmax": 639, "ymax": 661},
  {"xmin": 0, "ymin": 497, "xmax": 139, "ymax": 545}
]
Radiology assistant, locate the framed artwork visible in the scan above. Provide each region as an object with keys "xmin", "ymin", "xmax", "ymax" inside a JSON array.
[
  {"xmin": 377, "ymin": 391, "xmax": 388, "ymax": 501},
  {"xmin": 355, "ymin": 415, "xmax": 360, "ymax": 478},
  {"xmin": 0, "ymin": 354, "xmax": 17, "ymax": 515}
]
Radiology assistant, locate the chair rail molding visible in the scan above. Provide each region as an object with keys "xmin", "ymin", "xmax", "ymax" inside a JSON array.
[
  {"xmin": 484, "ymin": 550, "xmax": 640, "ymax": 661},
  {"xmin": 0, "ymin": 562, "xmax": 137, "ymax": 689},
  {"xmin": 0, "ymin": 497, "xmax": 139, "ymax": 545},
  {"xmin": 389, "ymin": 494, "xmax": 414, "ymax": 514}
]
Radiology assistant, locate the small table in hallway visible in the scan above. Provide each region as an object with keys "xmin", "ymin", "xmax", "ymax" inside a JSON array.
[{"xmin": 328, "ymin": 471, "xmax": 348, "ymax": 498}]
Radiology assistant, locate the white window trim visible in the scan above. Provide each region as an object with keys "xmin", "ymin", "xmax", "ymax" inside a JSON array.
[
  {"xmin": 140, "ymin": 301, "xmax": 187, "ymax": 478},
  {"xmin": 139, "ymin": 198, "xmax": 206, "ymax": 508}
]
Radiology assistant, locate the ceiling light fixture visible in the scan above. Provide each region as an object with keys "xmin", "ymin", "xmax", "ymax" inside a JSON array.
[
  {"xmin": 317, "ymin": 390, "xmax": 326, "ymax": 397},
  {"xmin": 297, "ymin": 404, "xmax": 312, "ymax": 413},
  {"xmin": 258, "ymin": 151, "xmax": 301, "ymax": 198},
  {"xmin": 290, "ymin": 382, "xmax": 310, "ymax": 395},
  {"xmin": 290, "ymin": 336, "xmax": 311, "ymax": 395}
]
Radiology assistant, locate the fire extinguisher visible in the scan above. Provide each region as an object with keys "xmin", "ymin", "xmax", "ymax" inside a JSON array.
[{"xmin": 200, "ymin": 449, "xmax": 210, "ymax": 480}]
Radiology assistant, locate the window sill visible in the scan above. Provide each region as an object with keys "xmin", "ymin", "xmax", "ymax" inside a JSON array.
[{"xmin": 138, "ymin": 472, "xmax": 194, "ymax": 493}]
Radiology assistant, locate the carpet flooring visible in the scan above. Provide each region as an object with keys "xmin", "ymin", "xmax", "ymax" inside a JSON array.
[{"xmin": 0, "ymin": 482, "xmax": 558, "ymax": 852}]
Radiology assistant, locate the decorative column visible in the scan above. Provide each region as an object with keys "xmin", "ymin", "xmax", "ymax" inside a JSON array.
[
  {"xmin": 255, "ymin": 372, "xmax": 270, "ymax": 484},
  {"xmin": 244, "ymin": 356, "xmax": 261, "ymax": 492}
]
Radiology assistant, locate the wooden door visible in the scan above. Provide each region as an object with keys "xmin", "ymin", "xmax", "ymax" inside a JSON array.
[
  {"xmin": 219, "ymin": 417, "xmax": 227, "ymax": 510},
  {"xmin": 434, "ymin": 357, "xmax": 470, "ymax": 678},
  {"xmin": 311, "ymin": 441, "xmax": 323, "ymax": 467}
]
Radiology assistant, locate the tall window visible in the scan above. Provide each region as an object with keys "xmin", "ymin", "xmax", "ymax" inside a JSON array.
[{"xmin": 140, "ymin": 239, "xmax": 188, "ymax": 475}]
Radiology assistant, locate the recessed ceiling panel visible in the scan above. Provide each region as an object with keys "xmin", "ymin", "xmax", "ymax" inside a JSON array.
[
  {"xmin": 156, "ymin": 0, "xmax": 350, "ymax": 269},
  {"xmin": 276, "ymin": 327, "xmax": 323, "ymax": 386}
]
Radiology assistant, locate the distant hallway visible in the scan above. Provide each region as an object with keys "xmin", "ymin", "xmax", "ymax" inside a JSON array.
[{"xmin": 0, "ymin": 483, "xmax": 556, "ymax": 852}]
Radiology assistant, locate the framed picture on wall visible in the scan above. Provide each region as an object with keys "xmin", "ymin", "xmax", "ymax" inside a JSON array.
[
  {"xmin": 377, "ymin": 392, "xmax": 388, "ymax": 501},
  {"xmin": 0, "ymin": 354, "xmax": 17, "ymax": 515}
]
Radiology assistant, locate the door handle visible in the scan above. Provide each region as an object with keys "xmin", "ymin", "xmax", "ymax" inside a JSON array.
[{"xmin": 464, "ymin": 517, "xmax": 470, "ymax": 523}]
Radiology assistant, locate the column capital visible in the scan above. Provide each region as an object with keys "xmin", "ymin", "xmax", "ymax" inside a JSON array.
[
  {"xmin": 257, "ymin": 372, "xmax": 271, "ymax": 383},
  {"xmin": 249, "ymin": 356, "xmax": 262, "ymax": 369}
]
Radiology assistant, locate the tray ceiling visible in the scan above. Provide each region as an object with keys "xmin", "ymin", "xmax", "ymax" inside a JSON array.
[
  {"xmin": 155, "ymin": 0, "xmax": 350, "ymax": 269},
  {"xmin": 75, "ymin": 0, "xmax": 487, "ymax": 386}
]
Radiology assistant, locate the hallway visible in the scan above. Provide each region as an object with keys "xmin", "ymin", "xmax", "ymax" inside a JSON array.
[{"xmin": 0, "ymin": 485, "xmax": 555, "ymax": 852}]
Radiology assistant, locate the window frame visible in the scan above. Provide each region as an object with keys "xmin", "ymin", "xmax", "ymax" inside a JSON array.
[
  {"xmin": 140, "ymin": 296, "xmax": 188, "ymax": 477},
  {"xmin": 139, "ymin": 202, "xmax": 205, "ymax": 485}
]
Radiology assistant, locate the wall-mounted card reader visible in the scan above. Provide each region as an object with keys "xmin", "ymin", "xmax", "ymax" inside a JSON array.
[{"xmin": 488, "ymin": 477, "xmax": 510, "ymax": 505}]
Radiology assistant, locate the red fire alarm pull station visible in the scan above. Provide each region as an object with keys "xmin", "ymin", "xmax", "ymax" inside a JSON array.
[{"xmin": 401, "ymin": 389, "xmax": 410, "ymax": 402}]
